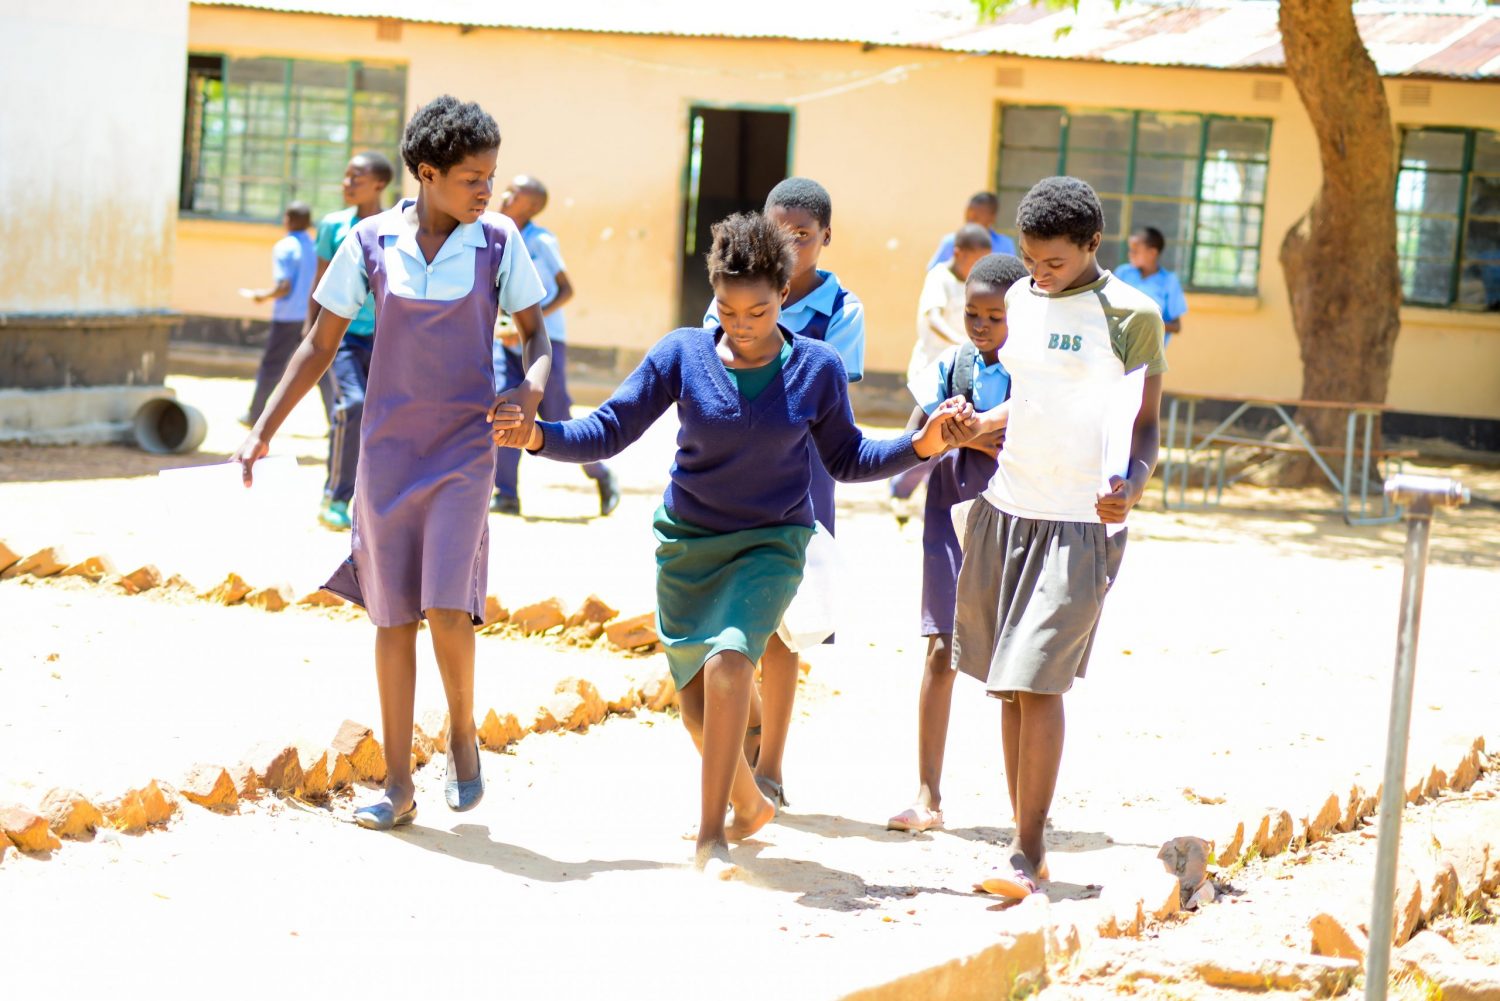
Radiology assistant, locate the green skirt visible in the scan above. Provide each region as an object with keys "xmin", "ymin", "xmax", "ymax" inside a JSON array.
[{"xmin": 653, "ymin": 505, "xmax": 812, "ymax": 690}]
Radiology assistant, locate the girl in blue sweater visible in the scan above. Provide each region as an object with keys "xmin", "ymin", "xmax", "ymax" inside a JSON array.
[{"xmin": 494, "ymin": 213, "xmax": 973, "ymax": 874}]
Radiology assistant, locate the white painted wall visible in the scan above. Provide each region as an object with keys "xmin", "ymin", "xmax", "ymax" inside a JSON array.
[{"xmin": 0, "ymin": 1, "xmax": 189, "ymax": 314}]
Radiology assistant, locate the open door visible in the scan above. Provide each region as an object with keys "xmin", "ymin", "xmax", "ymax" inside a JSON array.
[{"xmin": 678, "ymin": 106, "xmax": 793, "ymax": 328}]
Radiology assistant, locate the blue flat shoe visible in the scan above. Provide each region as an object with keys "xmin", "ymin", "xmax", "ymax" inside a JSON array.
[
  {"xmin": 446, "ymin": 736, "xmax": 484, "ymax": 812},
  {"xmin": 353, "ymin": 796, "xmax": 416, "ymax": 831}
]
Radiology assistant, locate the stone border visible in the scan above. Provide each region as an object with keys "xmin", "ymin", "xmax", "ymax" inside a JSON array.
[{"xmin": 0, "ymin": 538, "xmax": 663, "ymax": 655}]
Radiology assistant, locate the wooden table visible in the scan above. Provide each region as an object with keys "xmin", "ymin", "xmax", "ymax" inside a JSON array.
[{"xmin": 1160, "ymin": 392, "xmax": 1415, "ymax": 525}]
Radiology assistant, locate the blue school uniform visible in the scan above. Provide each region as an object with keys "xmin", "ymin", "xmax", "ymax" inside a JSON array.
[
  {"xmin": 702, "ymin": 270, "xmax": 865, "ymax": 536},
  {"xmin": 910, "ymin": 344, "xmax": 1011, "ymax": 637},
  {"xmin": 1115, "ymin": 264, "xmax": 1187, "ymax": 345}
]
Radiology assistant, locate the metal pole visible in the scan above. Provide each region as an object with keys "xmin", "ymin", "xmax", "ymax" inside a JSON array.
[{"xmin": 1365, "ymin": 474, "xmax": 1468, "ymax": 1001}]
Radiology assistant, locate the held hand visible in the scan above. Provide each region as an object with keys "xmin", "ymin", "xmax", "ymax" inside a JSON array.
[
  {"xmin": 963, "ymin": 427, "xmax": 1006, "ymax": 458},
  {"xmin": 1095, "ymin": 474, "xmax": 1140, "ymax": 524},
  {"xmin": 914, "ymin": 398, "xmax": 975, "ymax": 458},
  {"xmin": 936, "ymin": 397, "xmax": 980, "ymax": 449},
  {"xmin": 488, "ymin": 381, "xmax": 544, "ymax": 449},
  {"xmin": 233, "ymin": 434, "xmax": 270, "ymax": 487}
]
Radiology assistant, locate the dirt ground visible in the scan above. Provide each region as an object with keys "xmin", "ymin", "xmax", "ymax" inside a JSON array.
[{"xmin": 2, "ymin": 374, "xmax": 1498, "ymax": 998}]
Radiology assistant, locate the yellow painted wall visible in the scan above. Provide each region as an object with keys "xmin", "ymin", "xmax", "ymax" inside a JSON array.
[
  {"xmin": 2, "ymin": 2, "xmax": 187, "ymax": 314},
  {"xmin": 180, "ymin": 7, "xmax": 1500, "ymax": 420}
]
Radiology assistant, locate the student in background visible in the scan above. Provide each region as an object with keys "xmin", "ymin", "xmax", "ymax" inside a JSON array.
[
  {"xmin": 305, "ymin": 152, "xmax": 394, "ymax": 532},
  {"xmin": 490, "ymin": 175, "xmax": 620, "ymax": 518},
  {"xmin": 1115, "ymin": 226, "xmax": 1187, "ymax": 345},
  {"xmin": 244, "ymin": 202, "xmax": 333, "ymax": 427},
  {"xmin": 927, "ymin": 192, "xmax": 1016, "ymax": 271}
]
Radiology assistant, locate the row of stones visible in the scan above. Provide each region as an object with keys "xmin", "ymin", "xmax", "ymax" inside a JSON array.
[
  {"xmin": 0, "ymin": 539, "xmax": 662, "ymax": 650},
  {"xmin": 0, "ymin": 670, "xmax": 680, "ymax": 863}
]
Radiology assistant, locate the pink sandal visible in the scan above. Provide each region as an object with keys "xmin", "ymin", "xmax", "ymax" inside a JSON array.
[
  {"xmin": 976, "ymin": 864, "xmax": 1047, "ymax": 899},
  {"xmin": 887, "ymin": 806, "xmax": 944, "ymax": 832}
]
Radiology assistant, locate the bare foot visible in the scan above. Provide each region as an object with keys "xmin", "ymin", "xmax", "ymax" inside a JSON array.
[
  {"xmin": 725, "ymin": 793, "xmax": 776, "ymax": 842},
  {"xmin": 694, "ymin": 839, "xmax": 741, "ymax": 880}
]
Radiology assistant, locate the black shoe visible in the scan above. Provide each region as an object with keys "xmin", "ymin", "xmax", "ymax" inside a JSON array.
[
  {"xmin": 490, "ymin": 493, "xmax": 521, "ymax": 516},
  {"xmin": 598, "ymin": 472, "xmax": 621, "ymax": 517}
]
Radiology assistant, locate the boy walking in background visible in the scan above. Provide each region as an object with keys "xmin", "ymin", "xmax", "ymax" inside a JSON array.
[
  {"xmin": 491, "ymin": 174, "xmax": 619, "ymax": 517},
  {"xmin": 245, "ymin": 202, "xmax": 332, "ymax": 426},
  {"xmin": 304, "ymin": 152, "xmax": 394, "ymax": 531},
  {"xmin": 926, "ymin": 192, "xmax": 1016, "ymax": 271},
  {"xmin": 1116, "ymin": 225, "xmax": 1187, "ymax": 345}
]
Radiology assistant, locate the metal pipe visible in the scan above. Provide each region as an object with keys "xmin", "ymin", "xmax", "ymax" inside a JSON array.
[{"xmin": 1365, "ymin": 474, "xmax": 1468, "ymax": 1001}]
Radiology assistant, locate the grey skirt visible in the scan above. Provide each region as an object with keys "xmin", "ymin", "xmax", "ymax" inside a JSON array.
[{"xmin": 952, "ymin": 498, "xmax": 1126, "ymax": 700}]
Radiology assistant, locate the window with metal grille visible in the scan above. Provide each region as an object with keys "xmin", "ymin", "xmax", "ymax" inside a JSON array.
[
  {"xmin": 179, "ymin": 54, "xmax": 406, "ymax": 222},
  {"xmin": 995, "ymin": 106, "xmax": 1272, "ymax": 294},
  {"xmin": 1396, "ymin": 127, "xmax": 1500, "ymax": 311}
]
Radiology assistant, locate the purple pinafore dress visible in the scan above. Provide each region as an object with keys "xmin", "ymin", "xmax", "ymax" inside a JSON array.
[{"xmin": 323, "ymin": 214, "xmax": 511, "ymax": 627}]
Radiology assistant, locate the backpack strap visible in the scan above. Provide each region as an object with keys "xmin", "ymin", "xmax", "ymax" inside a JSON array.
[{"xmin": 947, "ymin": 342, "xmax": 979, "ymax": 404}]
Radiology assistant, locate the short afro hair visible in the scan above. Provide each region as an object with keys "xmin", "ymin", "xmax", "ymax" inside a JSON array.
[
  {"xmin": 707, "ymin": 212, "xmax": 797, "ymax": 292},
  {"xmin": 954, "ymin": 223, "xmax": 993, "ymax": 252},
  {"xmin": 352, "ymin": 150, "xmax": 395, "ymax": 187},
  {"xmin": 764, "ymin": 177, "xmax": 832, "ymax": 229},
  {"xmin": 967, "ymin": 253, "xmax": 1030, "ymax": 295},
  {"xmin": 1015, "ymin": 176, "xmax": 1104, "ymax": 248},
  {"xmin": 968, "ymin": 191, "xmax": 1000, "ymax": 211},
  {"xmin": 1131, "ymin": 225, "xmax": 1166, "ymax": 252},
  {"xmin": 400, "ymin": 96, "xmax": 501, "ymax": 180}
]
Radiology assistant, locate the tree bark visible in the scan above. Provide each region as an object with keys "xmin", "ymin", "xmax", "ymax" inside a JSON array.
[{"xmin": 1277, "ymin": 0, "xmax": 1402, "ymax": 484}]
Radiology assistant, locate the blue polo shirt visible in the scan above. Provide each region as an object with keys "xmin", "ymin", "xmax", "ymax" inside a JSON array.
[
  {"xmin": 316, "ymin": 207, "xmax": 378, "ymax": 335},
  {"xmin": 702, "ymin": 269, "xmax": 866, "ymax": 382},
  {"xmin": 314, "ymin": 201, "xmax": 544, "ymax": 321},
  {"xmin": 271, "ymin": 231, "xmax": 316, "ymax": 323},
  {"xmin": 501, "ymin": 220, "xmax": 568, "ymax": 356},
  {"xmin": 908, "ymin": 344, "xmax": 1010, "ymax": 415},
  {"xmin": 927, "ymin": 229, "xmax": 1016, "ymax": 271},
  {"xmin": 1115, "ymin": 264, "xmax": 1188, "ymax": 325}
]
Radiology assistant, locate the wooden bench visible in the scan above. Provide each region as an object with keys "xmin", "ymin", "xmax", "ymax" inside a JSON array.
[{"xmin": 1161, "ymin": 393, "xmax": 1414, "ymax": 525}]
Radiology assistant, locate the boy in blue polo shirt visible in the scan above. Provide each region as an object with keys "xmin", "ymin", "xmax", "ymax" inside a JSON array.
[
  {"xmin": 702, "ymin": 176, "xmax": 864, "ymax": 809},
  {"xmin": 927, "ymin": 192, "xmax": 1016, "ymax": 271},
  {"xmin": 491, "ymin": 175, "xmax": 619, "ymax": 517},
  {"xmin": 1116, "ymin": 226, "xmax": 1187, "ymax": 346},
  {"xmin": 245, "ymin": 203, "xmax": 333, "ymax": 426},
  {"xmin": 304, "ymin": 151, "xmax": 394, "ymax": 531}
]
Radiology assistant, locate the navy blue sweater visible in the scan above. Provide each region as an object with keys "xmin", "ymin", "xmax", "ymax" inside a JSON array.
[{"xmin": 534, "ymin": 327, "xmax": 924, "ymax": 533}]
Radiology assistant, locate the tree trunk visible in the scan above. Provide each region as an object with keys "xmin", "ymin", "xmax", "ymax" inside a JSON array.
[{"xmin": 1277, "ymin": 0, "xmax": 1401, "ymax": 486}]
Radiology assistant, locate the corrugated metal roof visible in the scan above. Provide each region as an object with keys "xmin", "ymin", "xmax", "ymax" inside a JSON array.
[{"xmin": 192, "ymin": 0, "xmax": 1500, "ymax": 80}]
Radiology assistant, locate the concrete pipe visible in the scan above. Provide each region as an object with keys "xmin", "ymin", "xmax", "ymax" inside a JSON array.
[{"xmin": 132, "ymin": 397, "xmax": 208, "ymax": 455}]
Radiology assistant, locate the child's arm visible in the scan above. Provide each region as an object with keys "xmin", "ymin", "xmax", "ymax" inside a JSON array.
[
  {"xmin": 825, "ymin": 298, "xmax": 866, "ymax": 383},
  {"xmin": 923, "ymin": 307, "xmax": 963, "ymax": 348},
  {"xmin": 235, "ymin": 307, "xmax": 351, "ymax": 484},
  {"xmin": 488, "ymin": 303, "xmax": 551, "ymax": 448},
  {"xmin": 811, "ymin": 384, "xmax": 973, "ymax": 482},
  {"xmin": 498, "ymin": 350, "xmax": 674, "ymax": 461},
  {"xmin": 1096, "ymin": 374, "xmax": 1163, "ymax": 524}
]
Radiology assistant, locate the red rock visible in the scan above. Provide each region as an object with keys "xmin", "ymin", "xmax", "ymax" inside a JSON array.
[
  {"xmin": 0, "ymin": 540, "xmax": 19, "ymax": 575},
  {"xmin": 297, "ymin": 589, "xmax": 344, "ymax": 608},
  {"xmin": 1305, "ymin": 793, "xmax": 1341, "ymax": 844},
  {"xmin": 331, "ymin": 721, "xmax": 386, "ymax": 784},
  {"xmin": 180, "ymin": 765, "xmax": 238, "ymax": 812},
  {"xmin": 418, "ymin": 710, "xmax": 450, "ymax": 753},
  {"xmin": 481, "ymin": 595, "xmax": 509, "ymax": 627},
  {"xmin": 1424, "ymin": 765, "xmax": 1447, "ymax": 799},
  {"xmin": 114, "ymin": 565, "xmax": 163, "ymax": 594},
  {"xmin": 1394, "ymin": 867, "xmax": 1425, "ymax": 946},
  {"xmin": 240, "ymin": 744, "xmax": 303, "ymax": 796},
  {"xmin": 606, "ymin": 612, "xmax": 659, "ymax": 651},
  {"xmin": 411, "ymin": 729, "xmax": 434, "ymax": 769},
  {"xmin": 478, "ymin": 709, "xmax": 524, "ymax": 750},
  {"xmin": 1145, "ymin": 870, "xmax": 1182, "ymax": 922},
  {"xmin": 244, "ymin": 586, "xmax": 292, "ymax": 612},
  {"xmin": 1214, "ymin": 822, "xmax": 1245, "ymax": 866},
  {"xmin": 100, "ymin": 784, "xmax": 175, "ymax": 834},
  {"xmin": 299, "ymin": 752, "xmax": 334, "ymax": 801},
  {"xmin": 39, "ymin": 788, "xmax": 103, "ymax": 839},
  {"xmin": 1, "ymin": 547, "xmax": 68, "ymax": 580},
  {"xmin": 511, "ymin": 598, "xmax": 566, "ymax": 635},
  {"xmin": 638, "ymin": 669, "xmax": 679, "ymax": 712},
  {"xmin": 1450, "ymin": 746, "xmax": 1482, "ymax": 793},
  {"xmin": 1254, "ymin": 810, "xmax": 1295, "ymax": 857},
  {"xmin": 1, "ymin": 804, "xmax": 63, "ymax": 853},
  {"xmin": 548, "ymin": 678, "xmax": 606, "ymax": 731},
  {"xmin": 1339, "ymin": 785, "xmax": 1368, "ymax": 833},
  {"xmin": 60, "ymin": 555, "xmax": 116, "ymax": 583},
  {"xmin": 606, "ymin": 686, "xmax": 642, "ymax": 714},
  {"xmin": 565, "ymin": 594, "xmax": 619, "ymax": 629},
  {"xmin": 1309, "ymin": 912, "xmax": 1366, "ymax": 961},
  {"xmin": 202, "ymin": 572, "xmax": 252, "ymax": 605}
]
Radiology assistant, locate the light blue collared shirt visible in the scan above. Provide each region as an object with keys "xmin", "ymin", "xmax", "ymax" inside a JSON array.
[
  {"xmin": 314, "ymin": 199, "xmax": 545, "ymax": 321},
  {"xmin": 927, "ymin": 229, "xmax": 1016, "ymax": 271},
  {"xmin": 270, "ymin": 231, "xmax": 316, "ymax": 323},
  {"xmin": 908, "ymin": 343, "xmax": 1011, "ymax": 415},
  {"xmin": 1114, "ymin": 264, "xmax": 1188, "ymax": 324},
  {"xmin": 702, "ymin": 269, "xmax": 865, "ymax": 382}
]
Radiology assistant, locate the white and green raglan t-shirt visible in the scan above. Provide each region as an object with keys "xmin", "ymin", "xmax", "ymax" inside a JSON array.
[{"xmin": 982, "ymin": 271, "xmax": 1168, "ymax": 524}]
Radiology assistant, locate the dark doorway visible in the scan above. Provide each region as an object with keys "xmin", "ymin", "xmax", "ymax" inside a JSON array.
[{"xmin": 678, "ymin": 106, "xmax": 793, "ymax": 328}]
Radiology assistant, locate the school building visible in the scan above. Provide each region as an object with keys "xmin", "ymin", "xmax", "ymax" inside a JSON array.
[{"xmin": 8, "ymin": 1, "xmax": 1499, "ymax": 443}]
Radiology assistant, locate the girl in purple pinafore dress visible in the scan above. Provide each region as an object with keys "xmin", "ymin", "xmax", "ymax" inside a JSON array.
[{"xmin": 235, "ymin": 97, "xmax": 551, "ymax": 831}]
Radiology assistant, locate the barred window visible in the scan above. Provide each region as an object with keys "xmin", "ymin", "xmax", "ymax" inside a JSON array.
[
  {"xmin": 1396, "ymin": 127, "xmax": 1500, "ymax": 310},
  {"xmin": 180, "ymin": 54, "xmax": 405, "ymax": 222},
  {"xmin": 996, "ymin": 106, "xmax": 1272, "ymax": 294}
]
